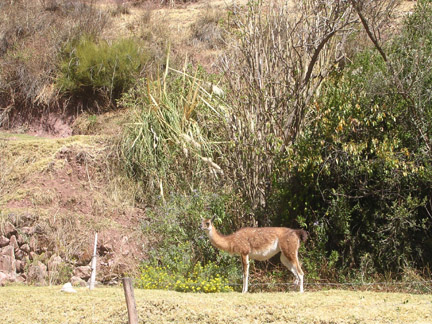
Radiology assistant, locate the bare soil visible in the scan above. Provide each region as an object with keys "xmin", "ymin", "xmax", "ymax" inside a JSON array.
[{"xmin": 0, "ymin": 132, "xmax": 147, "ymax": 283}]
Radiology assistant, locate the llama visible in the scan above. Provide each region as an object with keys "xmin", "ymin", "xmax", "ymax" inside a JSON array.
[{"xmin": 201, "ymin": 216, "xmax": 308, "ymax": 293}]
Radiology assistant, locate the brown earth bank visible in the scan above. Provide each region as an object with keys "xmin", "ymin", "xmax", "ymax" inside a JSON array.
[{"xmin": 0, "ymin": 132, "xmax": 147, "ymax": 286}]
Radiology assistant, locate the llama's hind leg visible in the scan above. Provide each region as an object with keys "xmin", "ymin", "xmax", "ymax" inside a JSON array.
[
  {"xmin": 280, "ymin": 253, "xmax": 304, "ymax": 293},
  {"xmin": 241, "ymin": 254, "xmax": 250, "ymax": 293}
]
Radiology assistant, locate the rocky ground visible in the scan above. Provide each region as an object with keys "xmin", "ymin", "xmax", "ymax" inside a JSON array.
[{"xmin": 0, "ymin": 133, "xmax": 146, "ymax": 286}]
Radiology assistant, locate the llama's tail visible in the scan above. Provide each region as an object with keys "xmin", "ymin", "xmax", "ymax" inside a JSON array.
[{"xmin": 295, "ymin": 229, "xmax": 308, "ymax": 243}]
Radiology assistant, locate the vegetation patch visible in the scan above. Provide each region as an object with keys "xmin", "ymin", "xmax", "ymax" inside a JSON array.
[
  {"xmin": 138, "ymin": 262, "xmax": 233, "ymax": 293},
  {"xmin": 57, "ymin": 36, "xmax": 150, "ymax": 102}
]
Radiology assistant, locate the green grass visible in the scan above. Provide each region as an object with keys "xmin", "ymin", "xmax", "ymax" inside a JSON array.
[{"xmin": 0, "ymin": 286, "xmax": 431, "ymax": 323}]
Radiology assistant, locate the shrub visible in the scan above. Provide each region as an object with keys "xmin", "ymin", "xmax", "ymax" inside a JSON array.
[
  {"xmin": 140, "ymin": 191, "xmax": 241, "ymax": 285},
  {"xmin": 189, "ymin": 7, "xmax": 225, "ymax": 49},
  {"xmin": 0, "ymin": 0, "xmax": 109, "ymax": 125},
  {"xmin": 137, "ymin": 262, "xmax": 233, "ymax": 293},
  {"xmin": 57, "ymin": 36, "xmax": 150, "ymax": 101},
  {"xmin": 266, "ymin": 0, "xmax": 432, "ymax": 281},
  {"xmin": 270, "ymin": 54, "xmax": 432, "ymax": 279}
]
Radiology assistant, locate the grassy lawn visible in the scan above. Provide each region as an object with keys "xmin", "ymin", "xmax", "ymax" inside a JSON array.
[{"xmin": 1, "ymin": 286, "xmax": 431, "ymax": 323}]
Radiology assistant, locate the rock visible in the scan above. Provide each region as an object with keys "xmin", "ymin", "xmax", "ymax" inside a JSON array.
[
  {"xmin": 16, "ymin": 260, "xmax": 25, "ymax": 273},
  {"xmin": 3, "ymin": 222, "xmax": 16, "ymax": 237},
  {"xmin": 70, "ymin": 276, "xmax": 87, "ymax": 287},
  {"xmin": 8, "ymin": 272, "xmax": 17, "ymax": 283},
  {"xmin": 73, "ymin": 265, "xmax": 92, "ymax": 280},
  {"xmin": 20, "ymin": 244, "xmax": 30, "ymax": 253},
  {"xmin": 0, "ymin": 236, "xmax": 9, "ymax": 248},
  {"xmin": 29, "ymin": 236, "xmax": 37, "ymax": 252},
  {"xmin": 28, "ymin": 261, "xmax": 47, "ymax": 285},
  {"xmin": 0, "ymin": 245, "xmax": 14, "ymax": 257},
  {"xmin": 98, "ymin": 242, "xmax": 113, "ymax": 256},
  {"xmin": 15, "ymin": 249, "xmax": 25, "ymax": 260},
  {"xmin": 74, "ymin": 249, "xmax": 92, "ymax": 266},
  {"xmin": 29, "ymin": 251, "xmax": 37, "ymax": 260},
  {"xmin": 9, "ymin": 235, "xmax": 18, "ymax": 251},
  {"xmin": 0, "ymin": 271, "xmax": 7, "ymax": 286},
  {"xmin": 21, "ymin": 226, "xmax": 34, "ymax": 235},
  {"xmin": 48, "ymin": 255, "xmax": 63, "ymax": 271},
  {"xmin": 0, "ymin": 255, "xmax": 16, "ymax": 274},
  {"xmin": 16, "ymin": 274, "xmax": 26, "ymax": 283},
  {"xmin": 16, "ymin": 234, "xmax": 26, "ymax": 246},
  {"xmin": 61, "ymin": 282, "xmax": 77, "ymax": 293},
  {"xmin": 0, "ymin": 246, "xmax": 16, "ymax": 275},
  {"xmin": 0, "ymin": 271, "xmax": 16, "ymax": 285}
]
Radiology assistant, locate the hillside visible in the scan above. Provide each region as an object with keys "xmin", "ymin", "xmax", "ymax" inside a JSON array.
[
  {"xmin": 0, "ymin": 131, "xmax": 147, "ymax": 285},
  {"xmin": 0, "ymin": 0, "xmax": 425, "ymax": 289},
  {"xmin": 0, "ymin": 0, "xmax": 239, "ymax": 286}
]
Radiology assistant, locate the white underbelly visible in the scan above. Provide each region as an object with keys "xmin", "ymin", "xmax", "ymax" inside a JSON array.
[{"xmin": 249, "ymin": 239, "xmax": 280, "ymax": 261}]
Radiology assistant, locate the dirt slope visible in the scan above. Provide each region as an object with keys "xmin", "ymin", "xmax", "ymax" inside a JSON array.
[{"xmin": 0, "ymin": 132, "xmax": 146, "ymax": 285}]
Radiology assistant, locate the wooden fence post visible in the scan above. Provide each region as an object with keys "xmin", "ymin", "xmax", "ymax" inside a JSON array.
[
  {"xmin": 123, "ymin": 277, "xmax": 138, "ymax": 324},
  {"xmin": 89, "ymin": 232, "xmax": 98, "ymax": 290}
]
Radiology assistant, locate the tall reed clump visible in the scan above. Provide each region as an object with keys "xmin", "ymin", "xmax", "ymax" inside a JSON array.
[{"xmin": 118, "ymin": 63, "xmax": 226, "ymax": 203}]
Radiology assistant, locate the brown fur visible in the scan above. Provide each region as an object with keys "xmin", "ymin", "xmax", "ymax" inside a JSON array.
[{"xmin": 201, "ymin": 218, "xmax": 308, "ymax": 293}]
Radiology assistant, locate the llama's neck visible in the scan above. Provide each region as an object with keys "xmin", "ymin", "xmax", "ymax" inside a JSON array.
[{"xmin": 207, "ymin": 227, "xmax": 232, "ymax": 253}]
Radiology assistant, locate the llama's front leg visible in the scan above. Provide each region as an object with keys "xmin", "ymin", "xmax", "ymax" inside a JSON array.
[
  {"xmin": 281, "ymin": 253, "xmax": 304, "ymax": 293},
  {"xmin": 241, "ymin": 254, "xmax": 250, "ymax": 293}
]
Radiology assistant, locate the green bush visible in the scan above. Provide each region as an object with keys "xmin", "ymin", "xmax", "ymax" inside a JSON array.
[
  {"xmin": 140, "ymin": 191, "xmax": 241, "ymax": 286},
  {"xmin": 57, "ymin": 36, "xmax": 149, "ymax": 100},
  {"xmin": 0, "ymin": 1, "xmax": 108, "ymax": 123},
  {"xmin": 269, "ymin": 3, "xmax": 432, "ymax": 279}
]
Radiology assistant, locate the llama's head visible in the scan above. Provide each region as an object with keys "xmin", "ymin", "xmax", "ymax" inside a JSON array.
[{"xmin": 201, "ymin": 216, "xmax": 216, "ymax": 233}]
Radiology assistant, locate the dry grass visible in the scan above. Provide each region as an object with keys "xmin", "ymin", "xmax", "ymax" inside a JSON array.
[{"xmin": 0, "ymin": 286, "xmax": 431, "ymax": 323}]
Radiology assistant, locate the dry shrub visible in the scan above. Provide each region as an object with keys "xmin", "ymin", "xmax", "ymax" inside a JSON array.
[
  {"xmin": 189, "ymin": 7, "xmax": 225, "ymax": 50},
  {"xmin": 129, "ymin": 0, "xmax": 198, "ymax": 8},
  {"xmin": 109, "ymin": 2, "xmax": 131, "ymax": 16},
  {"xmin": 136, "ymin": 9, "xmax": 170, "ymax": 67},
  {"xmin": 0, "ymin": 0, "xmax": 109, "ymax": 128}
]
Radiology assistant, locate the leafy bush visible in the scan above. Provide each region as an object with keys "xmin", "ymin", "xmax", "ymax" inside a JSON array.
[
  {"xmin": 140, "ymin": 191, "xmax": 241, "ymax": 286},
  {"xmin": 269, "ymin": 2, "xmax": 432, "ymax": 278},
  {"xmin": 57, "ymin": 36, "xmax": 150, "ymax": 101}
]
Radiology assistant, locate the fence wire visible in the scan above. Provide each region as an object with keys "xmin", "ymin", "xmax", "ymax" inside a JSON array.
[{"xmin": 125, "ymin": 276, "xmax": 432, "ymax": 294}]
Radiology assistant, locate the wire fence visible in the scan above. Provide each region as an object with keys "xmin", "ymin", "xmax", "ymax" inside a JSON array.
[
  {"xmin": 240, "ymin": 279, "xmax": 432, "ymax": 293},
  {"xmin": 120, "ymin": 276, "xmax": 432, "ymax": 323},
  {"xmin": 127, "ymin": 276, "xmax": 432, "ymax": 294}
]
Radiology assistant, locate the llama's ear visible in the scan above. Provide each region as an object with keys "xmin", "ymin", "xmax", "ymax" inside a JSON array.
[{"xmin": 211, "ymin": 215, "xmax": 216, "ymax": 223}]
